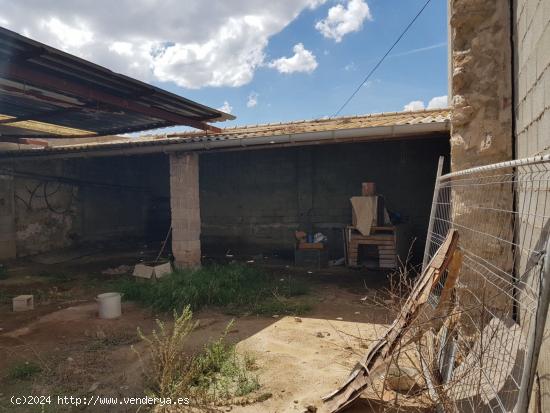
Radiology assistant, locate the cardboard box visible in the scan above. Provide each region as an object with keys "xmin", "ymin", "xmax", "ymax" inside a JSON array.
[{"xmin": 361, "ymin": 182, "xmax": 376, "ymax": 196}]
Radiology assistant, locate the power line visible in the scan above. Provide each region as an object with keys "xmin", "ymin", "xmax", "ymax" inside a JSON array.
[{"xmin": 332, "ymin": 0, "xmax": 434, "ymax": 117}]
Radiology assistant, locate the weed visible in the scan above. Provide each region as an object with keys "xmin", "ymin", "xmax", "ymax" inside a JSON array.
[
  {"xmin": 134, "ymin": 307, "xmax": 260, "ymax": 410},
  {"xmin": 193, "ymin": 321, "xmax": 259, "ymax": 398},
  {"xmin": 135, "ymin": 306, "xmax": 197, "ymax": 402},
  {"xmin": 8, "ymin": 361, "xmax": 42, "ymax": 380},
  {"xmin": 0, "ymin": 291, "xmax": 11, "ymax": 304},
  {"xmin": 118, "ymin": 263, "xmax": 310, "ymax": 315},
  {"xmin": 254, "ymin": 297, "xmax": 312, "ymax": 316}
]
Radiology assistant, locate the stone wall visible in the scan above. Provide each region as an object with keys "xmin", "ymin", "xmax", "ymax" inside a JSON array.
[
  {"xmin": 449, "ymin": 0, "xmax": 515, "ymax": 312},
  {"xmin": 449, "ymin": 0, "xmax": 513, "ymax": 169}
]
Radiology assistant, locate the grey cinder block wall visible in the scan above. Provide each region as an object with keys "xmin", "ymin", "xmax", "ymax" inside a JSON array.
[
  {"xmin": 513, "ymin": 0, "xmax": 550, "ymax": 411},
  {"xmin": 199, "ymin": 137, "xmax": 449, "ymax": 263}
]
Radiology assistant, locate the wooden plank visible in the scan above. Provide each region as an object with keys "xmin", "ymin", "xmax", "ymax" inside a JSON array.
[
  {"xmin": 298, "ymin": 242, "xmax": 324, "ymax": 250},
  {"xmin": 351, "ymin": 235, "xmax": 394, "ymax": 240},
  {"xmin": 323, "ymin": 229, "xmax": 460, "ymax": 413},
  {"xmin": 351, "ymin": 240, "xmax": 394, "ymax": 246},
  {"xmin": 370, "ymin": 226, "xmax": 395, "ymax": 232}
]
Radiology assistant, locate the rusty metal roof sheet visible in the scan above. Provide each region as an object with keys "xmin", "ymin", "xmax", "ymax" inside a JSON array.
[{"xmin": 0, "ymin": 27, "xmax": 233, "ymax": 144}]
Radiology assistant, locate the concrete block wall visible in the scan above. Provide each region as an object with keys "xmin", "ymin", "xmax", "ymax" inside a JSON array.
[
  {"xmin": 0, "ymin": 173, "xmax": 16, "ymax": 260},
  {"xmin": 513, "ymin": 1, "xmax": 550, "ymax": 411},
  {"xmin": 170, "ymin": 152, "xmax": 201, "ymax": 268},
  {"xmin": 13, "ymin": 159, "xmax": 81, "ymax": 256},
  {"xmin": 4, "ymin": 154, "xmax": 169, "ymax": 257},
  {"xmin": 200, "ymin": 137, "xmax": 449, "ymax": 262},
  {"xmin": 515, "ymin": 0, "xmax": 550, "ymax": 157}
]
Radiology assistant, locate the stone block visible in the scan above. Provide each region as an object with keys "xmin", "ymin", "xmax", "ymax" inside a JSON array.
[
  {"xmin": 133, "ymin": 261, "xmax": 172, "ymax": 280},
  {"xmin": 13, "ymin": 295, "xmax": 34, "ymax": 312}
]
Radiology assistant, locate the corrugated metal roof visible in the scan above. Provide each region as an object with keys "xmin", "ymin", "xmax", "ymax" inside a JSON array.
[
  {"xmin": 0, "ymin": 27, "xmax": 233, "ymax": 142},
  {"xmin": 0, "ymin": 109, "xmax": 449, "ymax": 160}
]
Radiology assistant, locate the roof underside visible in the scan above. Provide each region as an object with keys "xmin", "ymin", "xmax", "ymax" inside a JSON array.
[
  {"xmin": 0, "ymin": 109, "xmax": 450, "ymax": 160},
  {"xmin": 0, "ymin": 27, "xmax": 233, "ymax": 143}
]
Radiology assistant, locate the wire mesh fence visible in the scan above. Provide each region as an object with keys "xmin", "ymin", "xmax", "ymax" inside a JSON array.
[{"xmin": 422, "ymin": 155, "xmax": 550, "ymax": 413}]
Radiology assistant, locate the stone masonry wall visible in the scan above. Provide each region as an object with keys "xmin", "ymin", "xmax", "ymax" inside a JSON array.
[
  {"xmin": 449, "ymin": 0, "xmax": 515, "ymax": 312},
  {"xmin": 450, "ymin": 0, "xmax": 513, "ymax": 169},
  {"xmin": 170, "ymin": 152, "xmax": 201, "ymax": 268}
]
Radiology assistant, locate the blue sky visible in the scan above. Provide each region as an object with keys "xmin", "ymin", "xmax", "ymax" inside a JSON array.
[
  {"xmin": 164, "ymin": 0, "xmax": 449, "ymax": 127},
  {"xmin": 0, "ymin": 0, "xmax": 449, "ymax": 130}
]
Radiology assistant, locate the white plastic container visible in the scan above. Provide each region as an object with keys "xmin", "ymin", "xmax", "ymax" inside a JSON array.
[{"xmin": 97, "ymin": 292, "xmax": 121, "ymax": 319}]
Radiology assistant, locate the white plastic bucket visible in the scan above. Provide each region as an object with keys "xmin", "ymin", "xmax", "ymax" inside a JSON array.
[{"xmin": 97, "ymin": 292, "xmax": 121, "ymax": 319}]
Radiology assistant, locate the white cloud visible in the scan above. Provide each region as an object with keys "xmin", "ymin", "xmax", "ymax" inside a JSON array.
[
  {"xmin": 247, "ymin": 91, "xmax": 259, "ymax": 108},
  {"xmin": 40, "ymin": 17, "xmax": 94, "ymax": 52},
  {"xmin": 218, "ymin": 101, "xmax": 233, "ymax": 114},
  {"xmin": 0, "ymin": 0, "xmax": 326, "ymax": 88},
  {"xmin": 307, "ymin": 0, "xmax": 329, "ymax": 8},
  {"xmin": 344, "ymin": 61, "xmax": 357, "ymax": 71},
  {"xmin": 109, "ymin": 41, "xmax": 134, "ymax": 56},
  {"xmin": 403, "ymin": 100, "xmax": 426, "ymax": 111},
  {"xmin": 403, "ymin": 95, "xmax": 448, "ymax": 111},
  {"xmin": 427, "ymin": 95, "xmax": 448, "ymax": 109},
  {"xmin": 315, "ymin": 0, "xmax": 372, "ymax": 42},
  {"xmin": 268, "ymin": 43, "xmax": 318, "ymax": 74}
]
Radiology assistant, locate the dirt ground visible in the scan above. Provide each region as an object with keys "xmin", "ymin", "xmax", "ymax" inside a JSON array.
[{"xmin": 0, "ymin": 255, "xmax": 401, "ymax": 413}]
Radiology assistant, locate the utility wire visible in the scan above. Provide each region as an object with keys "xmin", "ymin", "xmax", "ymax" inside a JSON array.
[{"xmin": 332, "ymin": 0, "xmax": 434, "ymax": 117}]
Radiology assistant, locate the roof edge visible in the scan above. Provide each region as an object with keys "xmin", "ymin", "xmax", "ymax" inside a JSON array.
[{"xmin": 0, "ymin": 120, "xmax": 450, "ymax": 161}]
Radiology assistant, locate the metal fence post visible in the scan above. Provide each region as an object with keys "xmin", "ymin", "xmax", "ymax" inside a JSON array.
[
  {"xmin": 422, "ymin": 156, "xmax": 444, "ymax": 272},
  {"xmin": 515, "ymin": 236, "xmax": 550, "ymax": 413}
]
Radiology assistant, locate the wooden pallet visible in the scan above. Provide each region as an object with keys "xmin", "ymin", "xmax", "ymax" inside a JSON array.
[{"xmin": 346, "ymin": 226, "xmax": 397, "ymax": 269}]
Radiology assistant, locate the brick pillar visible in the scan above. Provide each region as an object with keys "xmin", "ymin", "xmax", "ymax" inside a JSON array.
[{"xmin": 170, "ymin": 152, "xmax": 201, "ymax": 268}]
